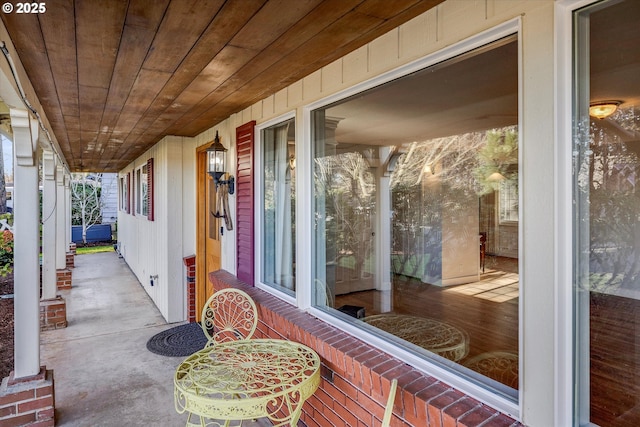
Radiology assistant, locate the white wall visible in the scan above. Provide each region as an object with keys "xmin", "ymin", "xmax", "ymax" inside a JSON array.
[
  {"xmin": 182, "ymin": 138, "xmax": 196, "ymax": 259},
  {"xmin": 117, "ymin": 136, "xmax": 187, "ymax": 322},
  {"xmin": 100, "ymin": 173, "xmax": 118, "ymax": 224}
]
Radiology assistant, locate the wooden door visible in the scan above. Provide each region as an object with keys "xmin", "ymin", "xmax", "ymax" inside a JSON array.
[{"xmin": 196, "ymin": 148, "xmax": 221, "ymax": 320}]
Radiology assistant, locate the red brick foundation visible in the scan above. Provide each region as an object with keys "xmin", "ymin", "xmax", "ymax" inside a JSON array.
[
  {"xmin": 56, "ymin": 269, "xmax": 72, "ymax": 290},
  {"xmin": 0, "ymin": 367, "xmax": 55, "ymax": 427},
  {"xmin": 67, "ymin": 243, "xmax": 76, "ymax": 269},
  {"xmin": 210, "ymin": 270, "xmax": 522, "ymax": 427},
  {"xmin": 65, "ymin": 252, "xmax": 74, "ymax": 269},
  {"xmin": 183, "ymin": 256, "xmax": 196, "ymax": 322},
  {"xmin": 40, "ymin": 297, "xmax": 67, "ymax": 330}
]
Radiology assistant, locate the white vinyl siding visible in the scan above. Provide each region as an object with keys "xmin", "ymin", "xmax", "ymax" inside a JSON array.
[{"xmin": 117, "ymin": 136, "xmax": 186, "ymax": 322}]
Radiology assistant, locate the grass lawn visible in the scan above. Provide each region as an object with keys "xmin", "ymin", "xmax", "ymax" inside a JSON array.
[{"xmin": 76, "ymin": 245, "xmax": 115, "ymax": 255}]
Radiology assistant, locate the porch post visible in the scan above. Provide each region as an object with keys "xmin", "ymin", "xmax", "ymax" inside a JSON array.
[
  {"xmin": 41, "ymin": 149, "xmax": 57, "ymax": 300},
  {"xmin": 375, "ymin": 147, "xmax": 393, "ymax": 312},
  {"xmin": 10, "ymin": 108, "xmax": 41, "ymax": 378},
  {"xmin": 55, "ymin": 165, "xmax": 66, "ymax": 269},
  {"xmin": 65, "ymin": 173, "xmax": 71, "ymax": 248}
]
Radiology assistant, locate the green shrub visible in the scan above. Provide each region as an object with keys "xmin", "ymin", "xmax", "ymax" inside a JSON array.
[
  {"xmin": 0, "ymin": 213, "xmax": 13, "ymax": 277},
  {"xmin": 0, "ymin": 229, "xmax": 13, "ymax": 277}
]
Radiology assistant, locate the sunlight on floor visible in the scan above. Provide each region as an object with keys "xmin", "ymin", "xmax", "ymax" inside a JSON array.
[{"xmin": 444, "ymin": 271, "xmax": 519, "ymax": 303}]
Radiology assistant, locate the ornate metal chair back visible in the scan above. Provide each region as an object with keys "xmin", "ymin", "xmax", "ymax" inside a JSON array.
[{"xmin": 200, "ymin": 288, "xmax": 258, "ymax": 345}]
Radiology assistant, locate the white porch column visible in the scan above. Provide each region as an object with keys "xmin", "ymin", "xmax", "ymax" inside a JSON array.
[
  {"xmin": 55, "ymin": 165, "xmax": 66, "ymax": 269},
  {"xmin": 375, "ymin": 172, "xmax": 392, "ymax": 289},
  {"xmin": 10, "ymin": 108, "xmax": 41, "ymax": 379},
  {"xmin": 374, "ymin": 147, "xmax": 393, "ymax": 313},
  {"xmin": 65, "ymin": 173, "xmax": 71, "ymax": 248},
  {"xmin": 41, "ymin": 150, "xmax": 57, "ymax": 300}
]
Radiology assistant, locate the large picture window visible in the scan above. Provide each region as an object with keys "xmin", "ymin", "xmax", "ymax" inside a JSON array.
[
  {"xmin": 573, "ymin": 1, "xmax": 640, "ymax": 425},
  {"xmin": 261, "ymin": 119, "xmax": 296, "ymax": 296},
  {"xmin": 312, "ymin": 36, "xmax": 519, "ymax": 395}
]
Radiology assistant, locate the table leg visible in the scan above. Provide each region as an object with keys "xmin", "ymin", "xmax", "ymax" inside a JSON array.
[{"xmin": 185, "ymin": 411, "xmax": 206, "ymax": 427}]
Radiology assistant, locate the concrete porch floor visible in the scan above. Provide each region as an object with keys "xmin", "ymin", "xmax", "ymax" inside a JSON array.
[{"xmin": 41, "ymin": 251, "xmax": 270, "ymax": 426}]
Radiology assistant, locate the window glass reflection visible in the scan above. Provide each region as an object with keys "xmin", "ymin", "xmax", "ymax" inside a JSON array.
[
  {"xmin": 312, "ymin": 37, "xmax": 519, "ymax": 393},
  {"xmin": 262, "ymin": 119, "xmax": 296, "ymax": 295},
  {"xmin": 574, "ymin": 2, "xmax": 640, "ymax": 424}
]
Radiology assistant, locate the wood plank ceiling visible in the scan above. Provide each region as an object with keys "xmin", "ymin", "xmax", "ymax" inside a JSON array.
[{"xmin": 1, "ymin": 0, "xmax": 444, "ymax": 172}]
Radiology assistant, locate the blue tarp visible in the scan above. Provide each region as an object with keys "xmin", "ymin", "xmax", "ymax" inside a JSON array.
[{"xmin": 71, "ymin": 224, "xmax": 112, "ymax": 243}]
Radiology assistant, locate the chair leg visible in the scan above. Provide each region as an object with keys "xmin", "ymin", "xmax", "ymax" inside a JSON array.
[{"xmin": 382, "ymin": 379, "xmax": 398, "ymax": 427}]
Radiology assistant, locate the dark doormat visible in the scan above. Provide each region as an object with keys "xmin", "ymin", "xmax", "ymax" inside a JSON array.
[{"xmin": 146, "ymin": 322, "xmax": 207, "ymax": 357}]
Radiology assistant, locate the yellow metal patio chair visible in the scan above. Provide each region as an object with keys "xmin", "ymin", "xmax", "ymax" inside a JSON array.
[
  {"xmin": 382, "ymin": 379, "xmax": 398, "ymax": 427},
  {"xmin": 200, "ymin": 288, "xmax": 258, "ymax": 346},
  {"xmin": 179, "ymin": 288, "xmax": 259, "ymax": 426}
]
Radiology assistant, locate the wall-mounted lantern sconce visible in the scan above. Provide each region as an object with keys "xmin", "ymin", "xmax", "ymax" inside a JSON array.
[{"xmin": 206, "ymin": 131, "xmax": 235, "ymax": 195}]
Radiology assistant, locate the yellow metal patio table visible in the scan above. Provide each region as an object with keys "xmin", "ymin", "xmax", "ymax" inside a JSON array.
[{"xmin": 174, "ymin": 338, "xmax": 321, "ymax": 427}]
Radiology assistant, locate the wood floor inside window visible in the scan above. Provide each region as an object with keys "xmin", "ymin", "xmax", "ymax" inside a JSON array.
[
  {"xmin": 334, "ymin": 256, "xmax": 640, "ymax": 425},
  {"xmin": 334, "ymin": 256, "xmax": 519, "ymax": 389}
]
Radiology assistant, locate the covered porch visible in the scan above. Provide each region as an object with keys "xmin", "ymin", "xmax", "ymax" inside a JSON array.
[
  {"xmin": 7, "ymin": 0, "xmax": 634, "ymax": 426},
  {"xmin": 35, "ymin": 250, "xmax": 271, "ymax": 426}
]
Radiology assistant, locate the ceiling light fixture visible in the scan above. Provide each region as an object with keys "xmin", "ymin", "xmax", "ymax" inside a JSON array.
[
  {"xmin": 487, "ymin": 172, "xmax": 506, "ymax": 182},
  {"xmin": 589, "ymin": 101, "xmax": 622, "ymax": 120}
]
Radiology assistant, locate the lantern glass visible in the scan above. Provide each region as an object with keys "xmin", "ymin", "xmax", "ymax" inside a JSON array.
[
  {"xmin": 207, "ymin": 149, "xmax": 225, "ymax": 174},
  {"xmin": 206, "ymin": 131, "xmax": 227, "ymax": 179}
]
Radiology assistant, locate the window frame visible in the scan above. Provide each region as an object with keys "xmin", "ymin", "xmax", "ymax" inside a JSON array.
[
  {"xmin": 255, "ymin": 112, "xmax": 298, "ymax": 306},
  {"xmin": 141, "ymin": 164, "xmax": 148, "ymax": 217},
  {"xmin": 297, "ymin": 19, "xmax": 523, "ymax": 417},
  {"xmin": 146, "ymin": 158, "xmax": 154, "ymax": 221},
  {"xmin": 119, "ymin": 175, "xmax": 126, "ymax": 212},
  {"xmin": 121, "ymin": 172, "xmax": 131, "ymax": 214},
  {"xmin": 131, "ymin": 159, "xmax": 154, "ymax": 221},
  {"xmin": 498, "ymin": 179, "xmax": 519, "ymax": 225},
  {"xmin": 135, "ymin": 167, "xmax": 142, "ymax": 215},
  {"xmin": 556, "ymin": 0, "xmax": 639, "ymax": 425},
  {"xmin": 555, "ymin": 1, "xmax": 600, "ymax": 426}
]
